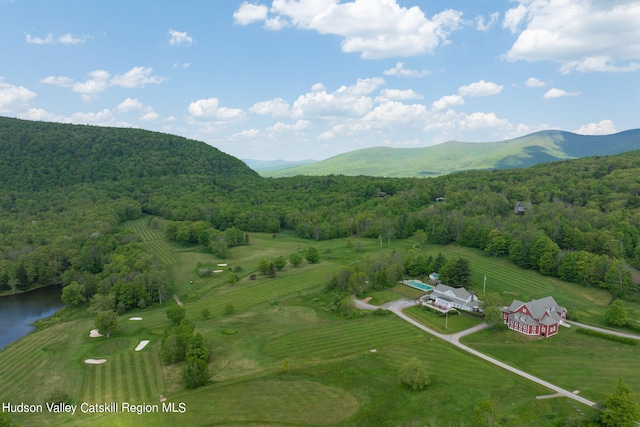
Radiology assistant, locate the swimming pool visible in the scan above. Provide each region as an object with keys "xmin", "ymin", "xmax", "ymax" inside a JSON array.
[{"xmin": 403, "ymin": 280, "xmax": 434, "ymax": 292}]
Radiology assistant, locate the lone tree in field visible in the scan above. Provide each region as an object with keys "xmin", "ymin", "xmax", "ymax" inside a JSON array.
[
  {"xmin": 167, "ymin": 305, "xmax": 186, "ymax": 325},
  {"xmin": 398, "ymin": 357, "xmax": 430, "ymax": 391},
  {"xmin": 605, "ymin": 299, "xmax": 628, "ymax": 327},
  {"xmin": 94, "ymin": 310, "xmax": 119, "ymax": 338}
]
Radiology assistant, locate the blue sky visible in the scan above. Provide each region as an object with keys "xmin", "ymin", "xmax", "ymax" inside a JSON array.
[{"xmin": 1, "ymin": 0, "xmax": 639, "ymax": 161}]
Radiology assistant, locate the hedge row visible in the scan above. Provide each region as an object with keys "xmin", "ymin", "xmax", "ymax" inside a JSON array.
[{"xmin": 576, "ymin": 328, "xmax": 638, "ymax": 345}]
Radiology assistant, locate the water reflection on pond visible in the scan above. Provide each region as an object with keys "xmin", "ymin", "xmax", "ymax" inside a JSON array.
[{"xmin": 0, "ymin": 286, "xmax": 65, "ymax": 350}]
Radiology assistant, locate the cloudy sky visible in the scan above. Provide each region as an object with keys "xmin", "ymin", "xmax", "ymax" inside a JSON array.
[{"xmin": 1, "ymin": 0, "xmax": 639, "ymax": 161}]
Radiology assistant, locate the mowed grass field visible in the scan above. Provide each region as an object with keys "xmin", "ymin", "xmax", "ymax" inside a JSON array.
[{"xmin": 3, "ymin": 222, "xmax": 636, "ymax": 426}]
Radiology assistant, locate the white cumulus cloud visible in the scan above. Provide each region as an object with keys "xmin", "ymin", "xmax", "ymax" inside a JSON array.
[
  {"xmin": 574, "ymin": 119, "xmax": 617, "ymax": 135},
  {"xmin": 291, "ymin": 78, "xmax": 384, "ymax": 118},
  {"xmin": 0, "ymin": 80, "xmax": 37, "ymax": 112},
  {"xmin": 250, "ymin": 98, "xmax": 290, "ymax": 117},
  {"xmin": 382, "ymin": 62, "xmax": 430, "ymax": 78},
  {"xmin": 525, "ymin": 77, "xmax": 546, "ymax": 87},
  {"xmin": 375, "ymin": 88, "xmax": 423, "ymax": 103},
  {"xmin": 26, "ymin": 33, "xmax": 89, "ymax": 45},
  {"xmin": 116, "ymin": 97, "xmax": 145, "ymax": 112},
  {"xmin": 233, "ymin": 2, "xmax": 268, "ymax": 25},
  {"xmin": 42, "ymin": 67, "xmax": 165, "ymax": 100},
  {"xmin": 234, "ymin": 0, "xmax": 463, "ymax": 59},
  {"xmin": 139, "ymin": 111, "xmax": 160, "ymax": 121},
  {"xmin": 458, "ymin": 80, "xmax": 503, "ymax": 97},
  {"xmin": 503, "ymin": 0, "xmax": 640, "ymax": 73},
  {"xmin": 543, "ymin": 88, "xmax": 580, "ymax": 99},
  {"xmin": 168, "ymin": 29, "xmax": 194, "ymax": 46},
  {"xmin": 111, "ymin": 66, "xmax": 165, "ymax": 88},
  {"xmin": 188, "ymin": 98, "xmax": 244, "ymax": 121},
  {"xmin": 475, "ymin": 12, "xmax": 499, "ymax": 31},
  {"xmin": 432, "ymin": 94, "xmax": 464, "ymax": 111}
]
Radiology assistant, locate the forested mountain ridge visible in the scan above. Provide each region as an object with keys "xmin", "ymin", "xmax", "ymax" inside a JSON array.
[
  {"xmin": 260, "ymin": 129, "xmax": 640, "ymax": 177},
  {"xmin": 0, "ymin": 116, "xmax": 259, "ymax": 192},
  {"xmin": 2, "ymin": 116, "xmax": 640, "ymax": 306}
]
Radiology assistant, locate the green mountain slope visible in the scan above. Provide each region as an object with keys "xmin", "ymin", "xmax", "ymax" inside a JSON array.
[
  {"xmin": 261, "ymin": 129, "xmax": 640, "ymax": 177},
  {"xmin": 0, "ymin": 116, "xmax": 259, "ymax": 192}
]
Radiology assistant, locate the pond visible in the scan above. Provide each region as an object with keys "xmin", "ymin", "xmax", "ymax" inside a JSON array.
[{"xmin": 0, "ymin": 285, "xmax": 65, "ymax": 351}]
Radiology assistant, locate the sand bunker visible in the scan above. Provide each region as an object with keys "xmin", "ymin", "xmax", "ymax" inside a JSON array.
[
  {"xmin": 85, "ymin": 359, "xmax": 107, "ymax": 365},
  {"xmin": 129, "ymin": 317, "xmax": 143, "ymax": 321},
  {"xmin": 217, "ymin": 263, "xmax": 227, "ymax": 267},
  {"xmin": 135, "ymin": 340, "xmax": 150, "ymax": 351},
  {"xmin": 89, "ymin": 329, "xmax": 103, "ymax": 338},
  {"xmin": 213, "ymin": 270, "xmax": 224, "ymax": 273}
]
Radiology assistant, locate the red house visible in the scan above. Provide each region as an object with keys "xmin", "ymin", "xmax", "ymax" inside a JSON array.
[{"xmin": 502, "ymin": 296, "xmax": 567, "ymax": 338}]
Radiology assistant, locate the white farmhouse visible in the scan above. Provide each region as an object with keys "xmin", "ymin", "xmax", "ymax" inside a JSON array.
[{"xmin": 428, "ymin": 283, "xmax": 480, "ymax": 312}]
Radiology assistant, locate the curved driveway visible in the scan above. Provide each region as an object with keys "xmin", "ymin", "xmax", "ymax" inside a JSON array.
[{"xmin": 356, "ymin": 298, "xmax": 597, "ymax": 408}]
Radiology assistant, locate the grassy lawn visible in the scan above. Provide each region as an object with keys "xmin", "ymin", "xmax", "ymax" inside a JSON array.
[
  {"xmin": 1, "ymin": 226, "xmax": 627, "ymax": 426},
  {"xmin": 366, "ymin": 283, "xmax": 426, "ymax": 305},
  {"xmin": 461, "ymin": 325, "xmax": 640, "ymax": 404},
  {"xmin": 404, "ymin": 305, "xmax": 483, "ymax": 334}
]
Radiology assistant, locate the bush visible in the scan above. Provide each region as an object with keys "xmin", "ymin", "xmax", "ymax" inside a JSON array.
[
  {"xmin": 576, "ymin": 328, "xmax": 637, "ymax": 345},
  {"xmin": 224, "ymin": 303, "xmax": 235, "ymax": 315}
]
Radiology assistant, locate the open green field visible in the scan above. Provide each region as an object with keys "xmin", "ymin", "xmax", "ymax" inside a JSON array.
[
  {"xmin": 404, "ymin": 305, "xmax": 483, "ymax": 334},
  {"xmin": 4, "ymin": 222, "xmax": 639, "ymax": 426}
]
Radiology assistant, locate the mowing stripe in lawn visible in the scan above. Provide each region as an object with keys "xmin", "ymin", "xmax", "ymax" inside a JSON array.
[{"xmin": 262, "ymin": 317, "xmax": 423, "ymax": 362}]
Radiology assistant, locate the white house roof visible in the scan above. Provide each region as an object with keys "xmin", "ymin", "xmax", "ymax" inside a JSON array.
[{"xmin": 432, "ymin": 283, "xmax": 474, "ymax": 302}]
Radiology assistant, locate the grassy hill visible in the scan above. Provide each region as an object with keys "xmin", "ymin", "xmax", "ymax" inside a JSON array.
[{"xmin": 260, "ymin": 129, "xmax": 640, "ymax": 177}]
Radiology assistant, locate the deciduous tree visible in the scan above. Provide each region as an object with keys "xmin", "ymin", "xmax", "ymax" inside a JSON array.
[
  {"xmin": 604, "ymin": 300, "xmax": 628, "ymax": 327},
  {"xmin": 167, "ymin": 305, "xmax": 186, "ymax": 325},
  {"xmin": 601, "ymin": 379, "xmax": 640, "ymax": 427},
  {"xmin": 398, "ymin": 357, "xmax": 430, "ymax": 391},
  {"xmin": 94, "ymin": 310, "xmax": 119, "ymax": 338}
]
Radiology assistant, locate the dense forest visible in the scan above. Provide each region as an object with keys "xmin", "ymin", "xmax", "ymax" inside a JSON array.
[{"xmin": 2, "ymin": 116, "xmax": 640, "ymax": 310}]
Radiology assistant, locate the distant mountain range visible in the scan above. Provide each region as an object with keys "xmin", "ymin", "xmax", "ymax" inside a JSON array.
[
  {"xmin": 252, "ymin": 129, "xmax": 640, "ymax": 178},
  {"xmin": 243, "ymin": 158, "xmax": 316, "ymax": 172}
]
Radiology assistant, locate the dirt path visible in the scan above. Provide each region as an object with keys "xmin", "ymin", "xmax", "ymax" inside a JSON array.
[
  {"xmin": 173, "ymin": 294, "xmax": 183, "ymax": 307},
  {"xmin": 355, "ymin": 297, "xmax": 597, "ymax": 408}
]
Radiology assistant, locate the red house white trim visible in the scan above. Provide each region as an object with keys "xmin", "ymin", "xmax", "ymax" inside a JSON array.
[{"xmin": 502, "ymin": 296, "xmax": 567, "ymax": 338}]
